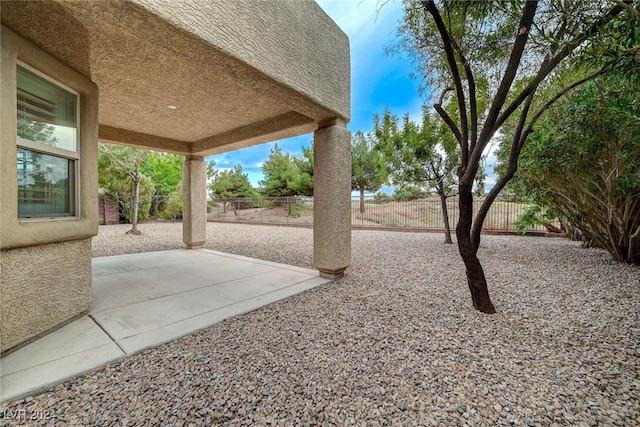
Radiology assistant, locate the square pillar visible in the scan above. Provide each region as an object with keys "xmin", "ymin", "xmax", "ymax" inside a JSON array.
[
  {"xmin": 182, "ymin": 155, "xmax": 207, "ymax": 249},
  {"xmin": 313, "ymin": 121, "xmax": 351, "ymax": 278}
]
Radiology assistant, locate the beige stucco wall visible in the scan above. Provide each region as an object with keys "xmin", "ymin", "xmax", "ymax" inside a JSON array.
[
  {"xmin": 1, "ymin": 26, "xmax": 99, "ymax": 250},
  {"xmin": 1, "ymin": 239, "xmax": 93, "ymax": 353},
  {"xmin": 133, "ymin": 0, "xmax": 350, "ymax": 120},
  {"xmin": 1, "ymin": 1, "xmax": 351, "ymax": 156},
  {"xmin": 1, "ymin": 27, "xmax": 98, "ymax": 352},
  {"xmin": 182, "ymin": 156, "xmax": 207, "ymax": 249},
  {"xmin": 313, "ymin": 122, "xmax": 352, "ymax": 278}
]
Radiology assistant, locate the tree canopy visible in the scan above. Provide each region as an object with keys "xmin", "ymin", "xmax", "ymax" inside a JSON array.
[
  {"xmin": 397, "ymin": 0, "xmax": 639, "ymax": 313},
  {"xmin": 512, "ymin": 74, "xmax": 640, "ymax": 264},
  {"xmin": 351, "ymin": 131, "xmax": 388, "ymax": 214},
  {"xmin": 140, "ymin": 153, "xmax": 183, "ymax": 198},
  {"xmin": 374, "ymin": 106, "xmax": 460, "ymax": 242},
  {"xmin": 98, "ymin": 143, "xmax": 154, "ymax": 234},
  {"xmin": 209, "ymin": 164, "xmax": 257, "ymax": 199},
  {"xmin": 259, "ymin": 143, "xmax": 314, "ymax": 197}
]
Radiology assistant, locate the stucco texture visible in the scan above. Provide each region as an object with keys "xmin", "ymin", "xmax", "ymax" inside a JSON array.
[
  {"xmin": 1, "ymin": 239, "xmax": 92, "ymax": 353},
  {"xmin": 0, "ymin": 1, "xmax": 351, "ymax": 156},
  {"xmin": 182, "ymin": 157, "xmax": 207, "ymax": 248},
  {"xmin": 313, "ymin": 123, "xmax": 352, "ymax": 277},
  {"xmin": 0, "ymin": 27, "xmax": 99, "ymax": 251},
  {"xmin": 134, "ymin": 0, "xmax": 350, "ymax": 119}
]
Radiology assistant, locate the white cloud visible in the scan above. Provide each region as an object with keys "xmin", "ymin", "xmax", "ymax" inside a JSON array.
[
  {"xmin": 317, "ymin": 0, "xmax": 400, "ymax": 44},
  {"xmin": 317, "ymin": 0, "xmax": 404, "ymax": 71}
]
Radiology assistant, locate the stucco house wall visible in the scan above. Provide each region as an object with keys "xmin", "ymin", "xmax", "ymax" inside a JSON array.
[
  {"xmin": 0, "ymin": 27, "xmax": 99, "ymax": 353},
  {"xmin": 0, "ymin": 0, "xmax": 351, "ymax": 354}
]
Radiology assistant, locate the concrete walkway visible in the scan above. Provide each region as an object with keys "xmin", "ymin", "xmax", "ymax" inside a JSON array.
[{"xmin": 0, "ymin": 249, "xmax": 329, "ymax": 404}]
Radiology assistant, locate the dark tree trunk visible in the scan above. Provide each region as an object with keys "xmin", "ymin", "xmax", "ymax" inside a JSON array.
[
  {"xmin": 456, "ymin": 182, "xmax": 495, "ymax": 313},
  {"xmin": 437, "ymin": 188, "xmax": 453, "ymax": 244},
  {"xmin": 152, "ymin": 194, "xmax": 159, "ymax": 217},
  {"xmin": 359, "ymin": 187, "xmax": 365, "ymax": 214}
]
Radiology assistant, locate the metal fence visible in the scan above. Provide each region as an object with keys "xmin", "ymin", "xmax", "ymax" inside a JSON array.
[
  {"xmin": 208, "ymin": 195, "xmax": 557, "ymax": 233},
  {"xmin": 209, "ymin": 196, "xmax": 314, "ymax": 226}
]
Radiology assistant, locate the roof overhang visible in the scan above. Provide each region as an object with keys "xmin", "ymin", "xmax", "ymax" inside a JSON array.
[{"xmin": 1, "ymin": 0, "xmax": 351, "ymax": 156}]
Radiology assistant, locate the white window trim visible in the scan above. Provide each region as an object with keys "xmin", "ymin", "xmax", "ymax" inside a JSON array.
[
  {"xmin": 17, "ymin": 137, "xmax": 80, "ymax": 160},
  {"xmin": 16, "ymin": 61, "xmax": 81, "ymax": 221}
]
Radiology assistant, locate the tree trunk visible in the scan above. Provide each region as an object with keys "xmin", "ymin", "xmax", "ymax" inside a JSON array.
[
  {"xmin": 438, "ymin": 188, "xmax": 453, "ymax": 244},
  {"xmin": 127, "ymin": 171, "xmax": 142, "ymax": 235},
  {"xmin": 152, "ymin": 194, "xmax": 159, "ymax": 217},
  {"xmin": 456, "ymin": 181, "xmax": 495, "ymax": 313},
  {"xmin": 360, "ymin": 187, "xmax": 365, "ymax": 214}
]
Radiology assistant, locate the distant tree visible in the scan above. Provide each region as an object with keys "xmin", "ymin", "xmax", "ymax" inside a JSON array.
[
  {"xmin": 140, "ymin": 152, "xmax": 183, "ymax": 216},
  {"xmin": 351, "ymin": 131, "xmax": 388, "ymax": 214},
  {"xmin": 98, "ymin": 143, "xmax": 153, "ymax": 234},
  {"xmin": 260, "ymin": 143, "xmax": 313, "ymax": 197},
  {"xmin": 374, "ymin": 107, "xmax": 460, "ymax": 243},
  {"xmin": 397, "ymin": 0, "xmax": 638, "ymax": 313},
  {"xmin": 392, "ymin": 185, "xmax": 427, "ymax": 201},
  {"xmin": 209, "ymin": 164, "xmax": 258, "ymax": 214},
  {"xmin": 106, "ymin": 174, "xmax": 155, "ymax": 225},
  {"xmin": 160, "ymin": 181, "xmax": 183, "ymax": 222},
  {"xmin": 290, "ymin": 142, "xmax": 314, "ymax": 196},
  {"xmin": 206, "ymin": 160, "xmax": 216, "ymax": 181}
]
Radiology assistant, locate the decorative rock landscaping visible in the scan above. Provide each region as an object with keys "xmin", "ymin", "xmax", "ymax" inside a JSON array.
[{"xmin": 2, "ymin": 222, "xmax": 638, "ymax": 426}]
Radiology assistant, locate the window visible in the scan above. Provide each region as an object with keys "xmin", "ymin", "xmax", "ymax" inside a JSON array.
[{"xmin": 16, "ymin": 63, "xmax": 79, "ymax": 218}]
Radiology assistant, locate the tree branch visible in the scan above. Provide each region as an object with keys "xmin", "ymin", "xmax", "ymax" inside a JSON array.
[
  {"xmin": 517, "ymin": 69, "xmax": 607, "ymax": 152},
  {"xmin": 493, "ymin": 2, "xmax": 627, "ymax": 134},
  {"xmin": 611, "ymin": 0, "xmax": 640, "ymax": 20},
  {"xmin": 434, "ymin": 87, "xmax": 463, "ymax": 146},
  {"xmin": 472, "ymin": 69, "xmax": 607, "ymax": 249},
  {"xmin": 450, "ymin": 39, "xmax": 478, "ymax": 152},
  {"xmin": 423, "ymin": 1, "xmax": 469, "ymax": 168},
  {"xmin": 471, "ymin": 0, "xmax": 539, "ymax": 178},
  {"xmin": 472, "ymin": 91, "xmax": 534, "ymax": 250}
]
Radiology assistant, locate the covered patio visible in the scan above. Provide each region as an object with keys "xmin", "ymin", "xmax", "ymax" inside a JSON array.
[
  {"xmin": 1, "ymin": 249, "xmax": 330, "ymax": 402},
  {"xmin": 1, "ymin": 0, "xmax": 351, "ymax": 355}
]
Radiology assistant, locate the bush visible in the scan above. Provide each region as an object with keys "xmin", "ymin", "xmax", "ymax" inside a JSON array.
[
  {"xmin": 373, "ymin": 192, "xmax": 392, "ymax": 204},
  {"xmin": 108, "ymin": 174, "xmax": 155, "ymax": 223},
  {"xmin": 159, "ymin": 182, "xmax": 182, "ymax": 221},
  {"xmin": 393, "ymin": 186, "xmax": 427, "ymax": 201},
  {"xmin": 512, "ymin": 203, "xmax": 557, "ymax": 234}
]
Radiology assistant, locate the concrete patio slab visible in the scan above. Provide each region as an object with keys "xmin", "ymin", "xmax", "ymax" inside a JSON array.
[
  {"xmin": 0, "ymin": 249, "xmax": 330, "ymax": 404},
  {"xmin": 0, "ymin": 317, "xmax": 124, "ymax": 403}
]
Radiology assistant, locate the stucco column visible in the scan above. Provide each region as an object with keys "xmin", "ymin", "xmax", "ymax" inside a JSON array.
[
  {"xmin": 313, "ymin": 120, "xmax": 351, "ymax": 278},
  {"xmin": 182, "ymin": 155, "xmax": 207, "ymax": 249}
]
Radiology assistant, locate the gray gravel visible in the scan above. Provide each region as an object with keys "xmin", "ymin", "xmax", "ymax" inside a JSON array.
[{"xmin": 3, "ymin": 222, "xmax": 639, "ymax": 426}]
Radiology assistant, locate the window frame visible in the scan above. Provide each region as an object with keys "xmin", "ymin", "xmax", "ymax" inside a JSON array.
[{"xmin": 16, "ymin": 61, "xmax": 81, "ymax": 221}]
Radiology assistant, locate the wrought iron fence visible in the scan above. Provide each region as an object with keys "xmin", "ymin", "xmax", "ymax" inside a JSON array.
[
  {"xmin": 208, "ymin": 195, "xmax": 558, "ymax": 233},
  {"xmin": 209, "ymin": 196, "xmax": 314, "ymax": 225}
]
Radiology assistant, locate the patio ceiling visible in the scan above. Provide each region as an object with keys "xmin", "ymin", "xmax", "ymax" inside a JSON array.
[{"xmin": 1, "ymin": 0, "xmax": 350, "ymax": 156}]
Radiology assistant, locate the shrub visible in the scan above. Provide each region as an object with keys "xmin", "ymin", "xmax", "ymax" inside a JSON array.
[{"xmin": 373, "ymin": 192, "xmax": 392, "ymax": 204}]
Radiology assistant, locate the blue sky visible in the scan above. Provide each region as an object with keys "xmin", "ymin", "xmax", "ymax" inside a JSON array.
[{"xmin": 208, "ymin": 0, "xmax": 424, "ymax": 189}]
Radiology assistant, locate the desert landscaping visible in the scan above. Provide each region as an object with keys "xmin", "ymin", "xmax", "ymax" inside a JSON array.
[{"xmin": 3, "ymin": 222, "xmax": 638, "ymax": 426}]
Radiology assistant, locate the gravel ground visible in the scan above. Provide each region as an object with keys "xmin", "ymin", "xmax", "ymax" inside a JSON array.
[{"xmin": 2, "ymin": 222, "xmax": 639, "ymax": 426}]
